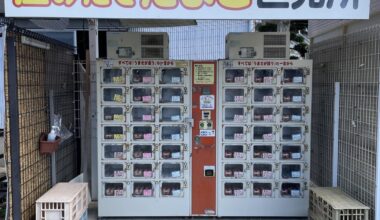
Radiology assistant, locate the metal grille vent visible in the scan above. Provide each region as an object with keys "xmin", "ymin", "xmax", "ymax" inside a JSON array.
[
  {"xmin": 264, "ymin": 34, "xmax": 287, "ymax": 46},
  {"xmin": 141, "ymin": 34, "xmax": 164, "ymax": 46},
  {"xmin": 142, "ymin": 47, "xmax": 164, "ymax": 58},
  {"xmin": 263, "ymin": 47, "xmax": 286, "ymax": 58}
]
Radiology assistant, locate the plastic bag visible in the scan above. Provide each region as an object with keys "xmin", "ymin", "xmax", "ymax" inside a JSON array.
[{"xmin": 51, "ymin": 114, "xmax": 73, "ymax": 141}]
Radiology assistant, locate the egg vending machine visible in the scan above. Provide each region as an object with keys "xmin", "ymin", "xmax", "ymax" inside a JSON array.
[
  {"xmin": 97, "ymin": 59, "xmax": 192, "ymax": 217},
  {"xmin": 217, "ymin": 59, "xmax": 312, "ymax": 217}
]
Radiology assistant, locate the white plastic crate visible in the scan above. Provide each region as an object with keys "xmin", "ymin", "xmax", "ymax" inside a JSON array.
[
  {"xmin": 36, "ymin": 183, "xmax": 89, "ymax": 220},
  {"xmin": 309, "ymin": 187, "xmax": 370, "ymax": 220}
]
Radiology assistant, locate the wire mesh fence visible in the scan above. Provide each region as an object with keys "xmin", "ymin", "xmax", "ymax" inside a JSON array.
[{"xmin": 310, "ymin": 25, "xmax": 380, "ymax": 219}]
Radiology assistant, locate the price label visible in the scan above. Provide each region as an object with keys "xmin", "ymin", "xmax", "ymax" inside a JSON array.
[
  {"xmin": 171, "ymin": 152, "xmax": 181, "ymax": 159},
  {"xmin": 234, "ymin": 96, "xmax": 244, "ymax": 103},
  {"xmin": 234, "ymin": 133, "xmax": 244, "ymax": 140},
  {"xmin": 114, "ymin": 170, "xmax": 124, "ymax": 177},
  {"xmin": 292, "ymin": 96, "xmax": 302, "ymax": 102},
  {"xmin": 172, "ymin": 77, "xmax": 181, "ymax": 83},
  {"xmin": 292, "ymin": 134, "xmax": 302, "ymax": 141},
  {"xmin": 113, "ymin": 94, "xmax": 123, "ymax": 103},
  {"xmin": 263, "ymin": 115, "xmax": 273, "ymax": 122},
  {"xmin": 234, "ymin": 152, "xmax": 244, "ymax": 159},
  {"xmin": 143, "ymin": 133, "xmax": 153, "ymax": 141},
  {"xmin": 262, "ymin": 171, "xmax": 273, "ymax": 178},
  {"xmin": 291, "ymin": 115, "xmax": 302, "ymax": 121},
  {"xmin": 293, "ymin": 76, "xmax": 303, "ymax": 83},
  {"xmin": 143, "ymin": 76, "xmax": 153, "ymax": 84},
  {"xmin": 171, "ymin": 134, "xmax": 181, "ymax": 141},
  {"xmin": 143, "ymin": 171, "xmax": 153, "ymax": 178},
  {"xmin": 291, "ymin": 171, "xmax": 301, "ymax": 178},
  {"xmin": 234, "ymin": 189, "xmax": 244, "ymax": 196},
  {"xmin": 263, "ymin": 77, "xmax": 273, "ymax": 84},
  {"xmin": 262, "ymin": 190, "xmax": 272, "ymax": 196},
  {"xmin": 234, "ymin": 115, "xmax": 244, "ymax": 122},
  {"xmin": 142, "ymin": 96, "xmax": 152, "ymax": 103},
  {"xmin": 263, "ymin": 96, "xmax": 274, "ymax": 103},
  {"xmin": 112, "ymin": 76, "xmax": 124, "ymax": 83},
  {"xmin": 114, "ymin": 152, "xmax": 124, "ymax": 159},
  {"xmin": 171, "ymin": 171, "xmax": 181, "ymax": 178},
  {"xmin": 143, "ymin": 152, "xmax": 152, "ymax": 159},
  {"xmin": 114, "ymin": 190, "xmax": 124, "ymax": 197},
  {"xmin": 262, "ymin": 153, "xmax": 273, "ymax": 159},
  {"xmin": 113, "ymin": 114, "xmax": 124, "ymax": 121},
  {"xmin": 291, "ymin": 190, "xmax": 300, "ymax": 197},
  {"xmin": 142, "ymin": 115, "xmax": 153, "ymax": 121},
  {"xmin": 291, "ymin": 153, "xmax": 302, "ymax": 159},
  {"xmin": 143, "ymin": 189, "xmax": 153, "ymax": 196},
  {"xmin": 263, "ymin": 133, "xmax": 273, "ymax": 141},
  {"xmin": 171, "ymin": 96, "xmax": 181, "ymax": 102},
  {"xmin": 234, "ymin": 171, "xmax": 244, "ymax": 178},
  {"xmin": 171, "ymin": 115, "xmax": 181, "ymax": 121},
  {"xmin": 234, "ymin": 76, "xmax": 244, "ymax": 83},
  {"xmin": 113, "ymin": 134, "xmax": 124, "ymax": 140},
  {"xmin": 172, "ymin": 190, "xmax": 182, "ymax": 197}
]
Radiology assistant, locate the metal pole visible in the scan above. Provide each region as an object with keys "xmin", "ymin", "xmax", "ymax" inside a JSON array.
[
  {"xmin": 332, "ymin": 82, "xmax": 340, "ymax": 187},
  {"xmin": 49, "ymin": 90, "xmax": 56, "ymax": 185},
  {"xmin": 7, "ymin": 35, "xmax": 22, "ymax": 220},
  {"xmin": 375, "ymin": 72, "xmax": 380, "ymax": 220}
]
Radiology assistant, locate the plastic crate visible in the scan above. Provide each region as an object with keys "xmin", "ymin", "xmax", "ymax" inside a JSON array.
[
  {"xmin": 309, "ymin": 187, "xmax": 369, "ymax": 220},
  {"xmin": 36, "ymin": 183, "xmax": 89, "ymax": 220}
]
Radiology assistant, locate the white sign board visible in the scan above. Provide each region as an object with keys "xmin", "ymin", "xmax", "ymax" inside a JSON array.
[{"xmin": 5, "ymin": 0, "xmax": 370, "ymax": 19}]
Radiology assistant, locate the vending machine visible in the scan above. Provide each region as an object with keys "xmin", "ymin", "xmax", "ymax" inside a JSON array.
[{"xmin": 217, "ymin": 59, "xmax": 312, "ymax": 217}]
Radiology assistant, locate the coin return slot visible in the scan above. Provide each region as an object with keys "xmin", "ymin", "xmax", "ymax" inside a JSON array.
[
  {"xmin": 282, "ymin": 145, "xmax": 302, "ymax": 160},
  {"xmin": 253, "ymin": 108, "xmax": 274, "ymax": 122},
  {"xmin": 161, "ymin": 107, "xmax": 181, "ymax": 122},
  {"xmin": 104, "ymin": 164, "xmax": 124, "ymax": 178},
  {"xmin": 225, "ymin": 108, "xmax": 245, "ymax": 122},
  {"xmin": 283, "ymin": 88, "xmax": 303, "ymax": 103},
  {"xmin": 132, "ymin": 145, "xmax": 153, "ymax": 159},
  {"xmin": 253, "ymin": 127, "xmax": 274, "ymax": 141},
  {"xmin": 253, "ymin": 145, "xmax": 273, "ymax": 159},
  {"xmin": 224, "ymin": 145, "xmax": 245, "ymax": 159},
  {"xmin": 133, "ymin": 126, "xmax": 153, "ymax": 141},
  {"xmin": 133, "ymin": 182, "xmax": 154, "ymax": 197},
  {"xmin": 104, "ymin": 144, "xmax": 124, "ymax": 159},
  {"xmin": 281, "ymin": 183, "xmax": 301, "ymax": 198},
  {"xmin": 103, "ymin": 69, "xmax": 124, "ymax": 84},
  {"xmin": 132, "ymin": 107, "xmax": 154, "ymax": 122},
  {"xmin": 225, "ymin": 88, "xmax": 245, "ymax": 103},
  {"xmin": 224, "ymin": 183, "xmax": 244, "ymax": 196},
  {"xmin": 282, "ymin": 164, "xmax": 302, "ymax": 179},
  {"xmin": 282, "ymin": 127, "xmax": 302, "ymax": 141},
  {"xmin": 282, "ymin": 108, "xmax": 303, "ymax": 122},
  {"xmin": 254, "ymin": 88, "xmax": 275, "ymax": 103},
  {"xmin": 161, "ymin": 182, "xmax": 182, "ymax": 197},
  {"xmin": 225, "ymin": 69, "xmax": 245, "ymax": 83},
  {"xmin": 224, "ymin": 164, "xmax": 244, "ymax": 178},
  {"xmin": 225, "ymin": 126, "xmax": 244, "ymax": 140},
  {"xmin": 283, "ymin": 69, "xmax": 304, "ymax": 84},
  {"xmin": 161, "ymin": 68, "xmax": 183, "ymax": 84},
  {"xmin": 253, "ymin": 183, "xmax": 272, "ymax": 197},
  {"xmin": 133, "ymin": 164, "xmax": 153, "ymax": 178},
  {"xmin": 104, "ymin": 107, "xmax": 124, "ymax": 121},
  {"xmin": 131, "ymin": 69, "xmax": 153, "ymax": 84},
  {"xmin": 162, "ymin": 163, "xmax": 182, "ymax": 178},
  {"xmin": 104, "ymin": 126, "xmax": 124, "ymax": 140},
  {"xmin": 161, "ymin": 126, "xmax": 182, "ymax": 141},
  {"xmin": 161, "ymin": 145, "xmax": 182, "ymax": 159},
  {"xmin": 132, "ymin": 88, "xmax": 153, "ymax": 103},
  {"xmin": 103, "ymin": 88, "xmax": 124, "ymax": 103},
  {"xmin": 104, "ymin": 183, "xmax": 124, "ymax": 197},
  {"xmin": 253, "ymin": 69, "xmax": 274, "ymax": 84},
  {"xmin": 160, "ymin": 88, "xmax": 183, "ymax": 103},
  {"xmin": 253, "ymin": 164, "xmax": 273, "ymax": 178}
]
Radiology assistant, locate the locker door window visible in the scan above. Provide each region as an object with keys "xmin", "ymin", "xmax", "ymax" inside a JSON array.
[
  {"xmin": 104, "ymin": 163, "xmax": 125, "ymax": 178},
  {"xmin": 224, "ymin": 145, "xmax": 245, "ymax": 159},
  {"xmin": 283, "ymin": 69, "xmax": 305, "ymax": 84},
  {"xmin": 253, "ymin": 126, "xmax": 274, "ymax": 142},
  {"xmin": 103, "ymin": 107, "xmax": 125, "ymax": 122},
  {"xmin": 224, "ymin": 126, "xmax": 245, "ymax": 141},
  {"xmin": 160, "ymin": 88, "xmax": 184, "ymax": 103},
  {"xmin": 160, "ymin": 68, "xmax": 184, "ymax": 84},
  {"xmin": 282, "ymin": 88, "xmax": 304, "ymax": 103},
  {"xmin": 253, "ymin": 164, "xmax": 273, "ymax": 179},
  {"xmin": 133, "ymin": 163, "xmax": 154, "ymax": 178},
  {"xmin": 103, "ymin": 126, "xmax": 125, "ymax": 141},
  {"xmin": 282, "ymin": 107, "xmax": 304, "ymax": 123},
  {"xmin": 224, "ymin": 164, "xmax": 244, "ymax": 178},
  {"xmin": 132, "ymin": 88, "xmax": 154, "ymax": 103},
  {"xmin": 281, "ymin": 183, "xmax": 302, "ymax": 198},
  {"xmin": 253, "ymin": 145, "xmax": 274, "ymax": 159},
  {"xmin": 224, "ymin": 107, "xmax": 246, "ymax": 123},
  {"xmin": 281, "ymin": 164, "xmax": 302, "ymax": 179},
  {"xmin": 103, "ymin": 144, "xmax": 125, "ymax": 160},
  {"xmin": 131, "ymin": 106, "xmax": 155, "ymax": 122},
  {"xmin": 102, "ymin": 68, "xmax": 125, "ymax": 84},
  {"xmin": 161, "ymin": 163, "xmax": 182, "ymax": 178},
  {"xmin": 132, "ymin": 126, "xmax": 154, "ymax": 141},
  {"xmin": 252, "ymin": 182, "xmax": 273, "ymax": 197},
  {"xmin": 253, "ymin": 107, "xmax": 276, "ymax": 123},
  {"xmin": 131, "ymin": 69, "xmax": 154, "ymax": 84},
  {"xmin": 282, "ymin": 126, "xmax": 303, "ymax": 142},
  {"xmin": 253, "ymin": 88, "xmax": 275, "ymax": 104},
  {"xmin": 161, "ymin": 107, "xmax": 182, "ymax": 122},
  {"xmin": 132, "ymin": 145, "xmax": 154, "ymax": 160},
  {"xmin": 224, "ymin": 182, "xmax": 245, "ymax": 197},
  {"xmin": 282, "ymin": 145, "xmax": 302, "ymax": 160},
  {"xmin": 253, "ymin": 69, "xmax": 276, "ymax": 84},
  {"xmin": 161, "ymin": 126, "xmax": 183, "ymax": 141},
  {"xmin": 161, "ymin": 182, "xmax": 183, "ymax": 197},
  {"xmin": 161, "ymin": 145, "xmax": 182, "ymax": 160},
  {"xmin": 225, "ymin": 69, "xmax": 246, "ymax": 84},
  {"xmin": 103, "ymin": 88, "xmax": 125, "ymax": 103},
  {"xmin": 132, "ymin": 182, "xmax": 154, "ymax": 197},
  {"xmin": 224, "ymin": 88, "xmax": 246, "ymax": 103},
  {"xmin": 104, "ymin": 182, "xmax": 125, "ymax": 197}
]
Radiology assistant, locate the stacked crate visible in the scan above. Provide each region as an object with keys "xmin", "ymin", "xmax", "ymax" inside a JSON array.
[
  {"xmin": 217, "ymin": 59, "xmax": 312, "ymax": 216},
  {"xmin": 309, "ymin": 187, "xmax": 369, "ymax": 220}
]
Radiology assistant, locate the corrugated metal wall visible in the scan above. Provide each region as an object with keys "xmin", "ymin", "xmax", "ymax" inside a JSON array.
[
  {"xmin": 310, "ymin": 25, "xmax": 380, "ymax": 219},
  {"xmin": 130, "ymin": 20, "xmax": 251, "ymax": 60}
]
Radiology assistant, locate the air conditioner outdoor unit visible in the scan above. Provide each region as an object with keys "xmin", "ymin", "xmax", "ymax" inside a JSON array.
[
  {"xmin": 107, "ymin": 32, "xmax": 169, "ymax": 59},
  {"xmin": 226, "ymin": 32, "xmax": 290, "ymax": 59}
]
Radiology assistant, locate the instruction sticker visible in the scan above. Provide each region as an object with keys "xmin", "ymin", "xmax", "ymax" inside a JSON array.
[
  {"xmin": 200, "ymin": 130, "xmax": 215, "ymax": 137},
  {"xmin": 200, "ymin": 95, "xmax": 215, "ymax": 110},
  {"xmin": 194, "ymin": 63, "xmax": 214, "ymax": 84}
]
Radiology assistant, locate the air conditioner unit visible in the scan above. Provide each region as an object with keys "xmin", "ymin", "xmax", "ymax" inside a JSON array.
[
  {"xmin": 226, "ymin": 32, "xmax": 290, "ymax": 59},
  {"xmin": 107, "ymin": 32, "xmax": 169, "ymax": 59}
]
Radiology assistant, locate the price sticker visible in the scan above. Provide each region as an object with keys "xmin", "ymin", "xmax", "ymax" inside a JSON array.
[
  {"xmin": 113, "ymin": 94, "xmax": 123, "ymax": 103},
  {"xmin": 143, "ymin": 171, "xmax": 153, "ymax": 178},
  {"xmin": 262, "ymin": 190, "xmax": 272, "ymax": 196},
  {"xmin": 143, "ymin": 152, "xmax": 152, "ymax": 159},
  {"xmin": 263, "ymin": 115, "xmax": 273, "ymax": 122},
  {"xmin": 114, "ymin": 152, "xmax": 124, "ymax": 159},
  {"xmin": 292, "ymin": 134, "xmax": 302, "ymax": 141},
  {"xmin": 291, "ymin": 190, "xmax": 300, "ymax": 197},
  {"xmin": 171, "ymin": 171, "xmax": 181, "ymax": 178},
  {"xmin": 112, "ymin": 76, "xmax": 124, "ymax": 83},
  {"xmin": 113, "ymin": 134, "xmax": 124, "ymax": 140},
  {"xmin": 171, "ymin": 115, "xmax": 181, "ymax": 121},
  {"xmin": 171, "ymin": 96, "xmax": 181, "ymax": 102},
  {"xmin": 143, "ymin": 133, "xmax": 153, "ymax": 141},
  {"xmin": 142, "ymin": 96, "xmax": 152, "ymax": 103},
  {"xmin": 263, "ymin": 77, "xmax": 273, "ymax": 84},
  {"xmin": 263, "ymin": 96, "xmax": 274, "ymax": 103},
  {"xmin": 291, "ymin": 171, "xmax": 301, "ymax": 178},
  {"xmin": 234, "ymin": 115, "xmax": 244, "ymax": 122},
  {"xmin": 143, "ymin": 189, "xmax": 153, "ymax": 196},
  {"xmin": 262, "ymin": 153, "xmax": 273, "ymax": 159},
  {"xmin": 233, "ymin": 152, "xmax": 244, "ymax": 159},
  {"xmin": 172, "ymin": 190, "xmax": 182, "ymax": 197},
  {"xmin": 171, "ymin": 152, "xmax": 181, "ymax": 159},
  {"xmin": 171, "ymin": 134, "xmax": 181, "ymax": 141},
  {"xmin": 234, "ymin": 171, "xmax": 244, "ymax": 178},
  {"xmin": 291, "ymin": 115, "xmax": 302, "ymax": 121},
  {"xmin": 234, "ymin": 76, "xmax": 244, "ymax": 83},
  {"xmin": 143, "ymin": 76, "xmax": 153, "ymax": 84},
  {"xmin": 263, "ymin": 133, "xmax": 273, "ymax": 141},
  {"xmin": 114, "ymin": 170, "xmax": 124, "ymax": 177},
  {"xmin": 114, "ymin": 190, "xmax": 124, "ymax": 197},
  {"xmin": 262, "ymin": 171, "xmax": 273, "ymax": 178},
  {"xmin": 172, "ymin": 77, "xmax": 181, "ymax": 83},
  {"xmin": 234, "ymin": 133, "xmax": 244, "ymax": 140},
  {"xmin": 292, "ymin": 96, "xmax": 302, "ymax": 102},
  {"xmin": 291, "ymin": 153, "xmax": 302, "ymax": 159},
  {"xmin": 142, "ymin": 115, "xmax": 153, "ymax": 121},
  {"xmin": 234, "ymin": 189, "xmax": 244, "ymax": 196},
  {"xmin": 113, "ymin": 114, "xmax": 124, "ymax": 121},
  {"xmin": 293, "ymin": 76, "xmax": 303, "ymax": 83},
  {"xmin": 234, "ymin": 96, "xmax": 244, "ymax": 103}
]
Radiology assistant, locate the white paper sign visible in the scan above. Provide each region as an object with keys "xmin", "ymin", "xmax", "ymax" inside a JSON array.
[
  {"xmin": 171, "ymin": 77, "xmax": 181, "ymax": 83},
  {"xmin": 200, "ymin": 95, "xmax": 215, "ymax": 110},
  {"xmin": 293, "ymin": 76, "xmax": 303, "ymax": 83},
  {"xmin": 234, "ymin": 96, "xmax": 244, "ymax": 103},
  {"xmin": 172, "ymin": 190, "xmax": 182, "ymax": 197},
  {"xmin": 292, "ymin": 153, "xmax": 302, "ymax": 159},
  {"xmin": 291, "ymin": 190, "xmax": 301, "ymax": 197},
  {"xmin": 291, "ymin": 171, "xmax": 301, "ymax": 178},
  {"xmin": 291, "ymin": 115, "xmax": 302, "ymax": 121},
  {"xmin": 233, "ymin": 115, "xmax": 244, "ymax": 122},
  {"xmin": 292, "ymin": 96, "xmax": 303, "ymax": 102},
  {"xmin": 114, "ymin": 190, "xmax": 124, "ymax": 197},
  {"xmin": 171, "ymin": 152, "xmax": 181, "ymax": 159},
  {"xmin": 171, "ymin": 171, "xmax": 181, "ymax": 178},
  {"xmin": 171, "ymin": 115, "xmax": 181, "ymax": 121},
  {"xmin": 171, "ymin": 96, "xmax": 181, "ymax": 102},
  {"xmin": 292, "ymin": 134, "xmax": 302, "ymax": 141},
  {"xmin": 171, "ymin": 134, "xmax": 181, "ymax": 141}
]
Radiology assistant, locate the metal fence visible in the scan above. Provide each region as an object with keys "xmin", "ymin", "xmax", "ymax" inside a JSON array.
[
  {"xmin": 3, "ymin": 23, "xmax": 79, "ymax": 220},
  {"xmin": 310, "ymin": 25, "xmax": 380, "ymax": 219}
]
